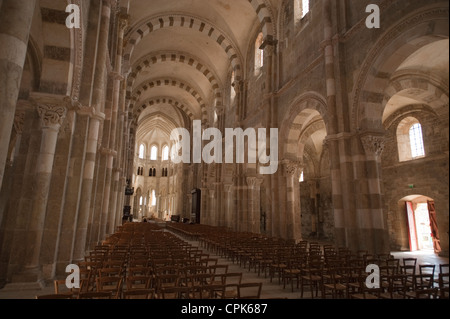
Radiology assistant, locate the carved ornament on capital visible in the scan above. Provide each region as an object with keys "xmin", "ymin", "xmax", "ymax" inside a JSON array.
[
  {"xmin": 360, "ymin": 134, "xmax": 385, "ymax": 157},
  {"xmin": 246, "ymin": 177, "xmax": 263, "ymax": 189},
  {"xmin": 31, "ymin": 94, "xmax": 70, "ymax": 129},
  {"xmin": 282, "ymin": 159, "xmax": 303, "ymax": 178},
  {"xmin": 118, "ymin": 13, "xmax": 130, "ymax": 32}
]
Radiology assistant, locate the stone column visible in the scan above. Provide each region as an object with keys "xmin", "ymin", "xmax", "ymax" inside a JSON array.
[
  {"xmin": 105, "ymin": 14, "xmax": 127, "ymax": 235},
  {"xmin": 108, "ymin": 167, "xmax": 121, "ymax": 234},
  {"xmin": 283, "ymin": 160, "xmax": 302, "ymax": 241},
  {"xmin": 17, "ymin": 94, "xmax": 67, "ymax": 284},
  {"xmin": 0, "ymin": 0, "xmax": 37, "ymax": 190},
  {"xmin": 246, "ymin": 177, "xmax": 263, "ymax": 234},
  {"xmin": 55, "ymin": 105, "xmax": 92, "ymax": 275},
  {"xmin": 208, "ymin": 188, "xmax": 216, "ymax": 226},
  {"xmin": 360, "ymin": 133, "xmax": 389, "ymax": 254},
  {"xmin": 72, "ymin": 111, "xmax": 105, "ymax": 261},
  {"xmin": 200, "ymin": 187, "xmax": 208, "ymax": 225},
  {"xmin": 72, "ymin": 0, "xmax": 111, "ymax": 261},
  {"xmin": 99, "ymin": 147, "xmax": 117, "ymax": 239},
  {"xmin": 223, "ymin": 184, "xmax": 233, "ymax": 229}
]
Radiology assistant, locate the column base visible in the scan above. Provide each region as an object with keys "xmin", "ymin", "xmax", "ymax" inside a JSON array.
[{"xmin": 4, "ymin": 267, "xmax": 45, "ymax": 291}]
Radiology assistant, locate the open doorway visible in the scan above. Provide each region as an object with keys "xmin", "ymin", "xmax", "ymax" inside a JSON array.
[{"xmin": 402, "ymin": 195, "xmax": 441, "ymax": 253}]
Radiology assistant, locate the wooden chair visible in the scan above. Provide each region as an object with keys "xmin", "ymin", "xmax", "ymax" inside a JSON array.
[
  {"xmin": 54, "ymin": 279, "xmax": 78, "ymax": 297},
  {"xmin": 322, "ymin": 266, "xmax": 348, "ymax": 299},
  {"xmin": 122, "ymin": 288, "xmax": 155, "ymax": 299},
  {"xmin": 36, "ymin": 293, "xmax": 73, "ymax": 299},
  {"xmin": 418, "ymin": 264, "xmax": 436, "ymax": 288},
  {"xmin": 77, "ymin": 291, "xmax": 112, "ymax": 299},
  {"xmin": 126, "ymin": 275, "xmax": 152, "ymax": 290},
  {"xmin": 155, "ymin": 273, "xmax": 180, "ymax": 294},
  {"xmin": 208, "ymin": 264, "xmax": 228, "ymax": 275},
  {"xmin": 96, "ymin": 276, "xmax": 123, "ymax": 299},
  {"xmin": 216, "ymin": 273, "xmax": 242, "ymax": 299},
  {"xmin": 237, "ymin": 282, "xmax": 262, "ymax": 299},
  {"xmin": 200, "ymin": 284, "xmax": 226, "ymax": 299},
  {"xmin": 300, "ymin": 260, "xmax": 323, "ymax": 299},
  {"xmin": 158, "ymin": 286, "xmax": 190, "ymax": 299},
  {"xmin": 282, "ymin": 257, "xmax": 302, "ymax": 292},
  {"xmin": 438, "ymin": 273, "xmax": 449, "ymax": 299}
]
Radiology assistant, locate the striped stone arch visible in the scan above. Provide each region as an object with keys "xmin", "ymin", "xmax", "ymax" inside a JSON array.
[
  {"xmin": 280, "ymin": 92, "xmax": 329, "ymax": 161},
  {"xmin": 127, "ymin": 52, "xmax": 223, "ymax": 106},
  {"xmin": 123, "ymin": 14, "xmax": 243, "ymax": 80},
  {"xmin": 383, "ymin": 72, "xmax": 449, "ymax": 113},
  {"xmin": 133, "ymin": 97, "xmax": 196, "ymax": 122},
  {"xmin": 351, "ymin": 5, "xmax": 449, "ymax": 132},
  {"xmin": 247, "ymin": 0, "xmax": 276, "ymax": 44},
  {"xmin": 129, "ymin": 78, "xmax": 207, "ymax": 123}
]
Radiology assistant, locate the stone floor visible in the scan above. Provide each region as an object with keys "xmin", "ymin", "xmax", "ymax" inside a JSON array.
[{"xmin": 0, "ymin": 230, "xmax": 448, "ymax": 300}]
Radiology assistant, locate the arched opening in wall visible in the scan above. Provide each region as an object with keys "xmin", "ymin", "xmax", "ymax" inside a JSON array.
[
  {"xmin": 282, "ymin": 103, "xmax": 331, "ymax": 241},
  {"xmin": 378, "ymin": 38, "xmax": 448, "ymax": 255},
  {"xmin": 162, "ymin": 145, "xmax": 169, "ymax": 161},
  {"xmin": 254, "ymin": 32, "xmax": 264, "ymax": 76},
  {"xmin": 150, "ymin": 145, "xmax": 158, "ymax": 161},
  {"xmin": 396, "ymin": 117, "xmax": 426, "ymax": 162},
  {"xmin": 398, "ymin": 195, "xmax": 441, "ymax": 253},
  {"xmin": 230, "ymin": 71, "xmax": 236, "ymax": 103},
  {"xmin": 294, "ymin": 0, "xmax": 310, "ymax": 25},
  {"xmin": 139, "ymin": 144, "xmax": 145, "ymax": 159}
]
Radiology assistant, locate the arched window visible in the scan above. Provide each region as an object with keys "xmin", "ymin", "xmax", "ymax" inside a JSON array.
[
  {"xmin": 254, "ymin": 32, "xmax": 264, "ymax": 75},
  {"xmin": 138, "ymin": 144, "xmax": 145, "ymax": 159},
  {"xmin": 397, "ymin": 117, "xmax": 426, "ymax": 162},
  {"xmin": 295, "ymin": 0, "xmax": 310, "ymax": 23},
  {"xmin": 230, "ymin": 71, "xmax": 236, "ymax": 101},
  {"xmin": 150, "ymin": 145, "xmax": 158, "ymax": 161},
  {"xmin": 409, "ymin": 123, "xmax": 425, "ymax": 158},
  {"xmin": 299, "ymin": 171, "xmax": 304, "ymax": 183},
  {"xmin": 151, "ymin": 190, "xmax": 156, "ymax": 206},
  {"xmin": 162, "ymin": 145, "xmax": 169, "ymax": 161}
]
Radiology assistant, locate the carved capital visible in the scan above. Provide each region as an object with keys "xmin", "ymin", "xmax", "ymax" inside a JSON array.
[
  {"xmin": 360, "ymin": 134, "xmax": 385, "ymax": 157},
  {"xmin": 246, "ymin": 177, "xmax": 263, "ymax": 189},
  {"xmin": 118, "ymin": 13, "xmax": 129, "ymax": 31},
  {"xmin": 101, "ymin": 147, "xmax": 118, "ymax": 157},
  {"xmin": 31, "ymin": 93, "xmax": 69, "ymax": 130},
  {"xmin": 282, "ymin": 160, "xmax": 303, "ymax": 177}
]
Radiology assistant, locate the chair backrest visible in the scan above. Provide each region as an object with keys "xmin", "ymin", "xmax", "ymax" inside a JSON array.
[
  {"xmin": 96, "ymin": 276, "xmax": 123, "ymax": 298},
  {"xmin": 36, "ymin": 293, "xmax": 73, "ymax": 299},
  {"xmin": 237, "ymin": 282, "xmax": 263, "ymax": 299},
  {"xmin": 54, "ymin": 279, "xmax": 76, "ymax": 295},
  {"xmin": 126, "ymin": 275, "xmax": 152, "ymax": 290},
  {"xmin": 419, "ymin": 264, "xmax": 435, "ymax": 277},
  {"xmin": 159, "ymin": 286, "xmax": 190, "ymax": 299},
  {"xmin": 78, "ymin": 291, "xmax": 112, "ymax": 299},
  {"xmin": 122, "ymin": 288, "xmax": 155, "ymax": 299},
  {"xmin": 208, "ymin": 264, "xmax": 228, "ymax": 275},
  {"xmin": 439, "ymin": 263, "xmax": 449, "ymax": 275},
  {"xmin": 221, "ymin": 273, "xmax": 243, "ymax": 285}
]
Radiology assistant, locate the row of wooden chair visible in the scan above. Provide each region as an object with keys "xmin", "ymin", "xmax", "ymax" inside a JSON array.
[
  {"xmin": 168, "ymin": 222, "xmax": 449, "ymax": 299},
  {"xmin": 37, "ymin": 223, "xmax": 263, "ymax": 299}
]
